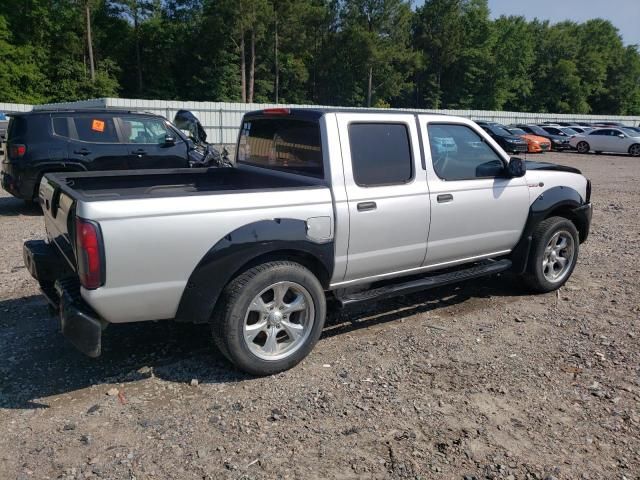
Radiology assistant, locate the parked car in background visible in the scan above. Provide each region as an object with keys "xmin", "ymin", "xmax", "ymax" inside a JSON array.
[
  {"xmin": 0, "ymin": 112, "xmax": 8, "ymax": 141},
  {"xmin": 1, "ymin": 109, "xmax": 224, "ymax": 202},
  {"xmin": 506, "ymin": 127, "xmax": 551, "ymax": 153},
  {"xmin": 475, "ymin": 121, "xmax": 528, "ymax": 153},
  {"xmin": 570, "ymin": 127, "xmax": 640, "ymax": 156},
  {"xmin": 511, "ymin": 124, "xmax": 572, "ymax": 151}
]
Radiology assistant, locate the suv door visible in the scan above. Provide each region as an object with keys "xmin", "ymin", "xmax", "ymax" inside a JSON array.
[
  {"xmin": 65, "ymin": 114, "xmax": 129, "ymax": 171},
  {"xmin": 338, "ymin": 114, "xmax": 429, "ymax": 283},
  {"xmin": 588, "ymin": 129, "xmax": 613, "ymax": 151},
  {"xmin": 116, "ymin": 115, "xmax": 189, "ymax": 169},
  {"xmin": 421, "ymin": 120, "xmax": 529, "ymax": 267}
]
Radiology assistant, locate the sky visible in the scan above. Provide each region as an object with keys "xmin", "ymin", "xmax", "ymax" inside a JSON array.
[
  {"xmin": 414, "ymin": 0, "xmax": 640, "ymax": 46},
  {"xmin": 487, "ymin": 0, "xmax": 640, "ymax": 46}
]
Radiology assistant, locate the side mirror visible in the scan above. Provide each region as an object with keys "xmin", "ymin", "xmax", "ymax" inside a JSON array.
[
  {"xmin": 164, "ymin": 134, "xmax": 176, "ymax": 146},
  {"xmin": 507, "ymin": 157, "xmax": 526, "ymax": 178},
  {"xmin": 618, "ymin": 133, "xmax": 625, "ymax": 139}
]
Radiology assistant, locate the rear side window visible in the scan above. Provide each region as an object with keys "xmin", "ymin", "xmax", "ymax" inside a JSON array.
[
  {"xmin": 74, "ymin": 117, "xmax": 119, "ymax": 143},
  {"xmin": 237, "ymin": 118, "xmax": 323, "ymax": 178},
  {"xmin": 52, "ymin": 116, "xmax": 71, "ymax": 138},
  {"xmin": 348, "ymin": 123, "xmax": 412, "ymax": 186}
]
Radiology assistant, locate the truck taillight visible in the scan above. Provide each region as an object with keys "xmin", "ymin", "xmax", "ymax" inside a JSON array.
[
  {"xmin": 9, "ymin": 144, "xmax": 26, "ymax": 159},
  {"xmin": 75, "ymin": 218, "xmax": 104, "ymax": 289}
]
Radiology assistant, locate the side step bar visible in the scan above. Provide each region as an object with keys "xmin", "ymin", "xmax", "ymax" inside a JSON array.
[{"xmin": 336, "ymin": 259, "xmax": 512, "ymax": 307}]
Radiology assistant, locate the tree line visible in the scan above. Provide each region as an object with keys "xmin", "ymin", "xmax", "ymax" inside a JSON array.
[{"xmin": 1, "ymin": 0, "xmax": 639, "ymax": 115}]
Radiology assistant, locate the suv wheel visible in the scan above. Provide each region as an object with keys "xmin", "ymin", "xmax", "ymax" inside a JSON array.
[
  {"xmin": 523, "ymin": 216, "xmax": 579, "ymax": 293},
  {"xmin": 212, "ymin": 261, "xmax": 326, "ymax": 375},
  {"xmin": 576, "ymin": 141, "xmax": 590, "ymax": 154},
  {"xmin": 629, "ymin": 144, "xmax": 640, "ymax": 157}
]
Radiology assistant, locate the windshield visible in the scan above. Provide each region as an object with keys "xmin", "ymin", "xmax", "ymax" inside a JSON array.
[
  {"xmin": 489, "ymin": 125, "xmax": 513, "ymax": 136},
  {"xmin": 526, "ymin": 125, "xmax": 547, "ymax": 136},
  {"xmin": 622, "ymin": 128, "xmax": 640, "ymax": 137},
  {"xmin": 560, "ymin": 127, "xmax": 578, "ymax": 135},
  {"xmin": 508, "ymin": 128, "xmax": 527, "ymax": 135}
]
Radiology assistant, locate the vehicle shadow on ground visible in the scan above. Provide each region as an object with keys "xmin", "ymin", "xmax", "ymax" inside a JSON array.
[
  {"xmin": 0, "ymin": 196, "xmax": 42, "ymax": 216},
  {"xmin": 0, "ymin": 275, "xmax": 525, "ymax": 410}
]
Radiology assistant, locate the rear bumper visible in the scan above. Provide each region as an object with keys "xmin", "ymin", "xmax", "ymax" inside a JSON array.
[{"xmin": 23, "ymin": 240, "xmax": 105, "ymax": 357}]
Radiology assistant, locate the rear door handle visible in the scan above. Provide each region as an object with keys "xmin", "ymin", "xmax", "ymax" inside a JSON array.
[
  {"xmin": 73, "ymin": 148, "xmax": 91, "ymax": 156},
  {"xmin": 131, "ymin": 149, "xmax": 147, "ymax": 156},
  {"xmin": 437, "ymin": 194, "xmax": 454, "ymax": 203},
  {"xmin": 357, "ymin": 201, "xmax": 377, "ymax": 212}
]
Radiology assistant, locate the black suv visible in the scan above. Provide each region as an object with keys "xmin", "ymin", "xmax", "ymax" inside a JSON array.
[
  {"xmin": 475, "ymin": 121, "xmax": 528, "ymax": 153},
  {"xmin": 2, "ymin": 109, "xmax": 213, "ymax": 201}
]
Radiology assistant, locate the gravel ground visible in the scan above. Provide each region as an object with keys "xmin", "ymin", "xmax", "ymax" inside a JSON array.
[{"xmin": 0, "ymin": 152, "xmax": 639, "ymax": 480}]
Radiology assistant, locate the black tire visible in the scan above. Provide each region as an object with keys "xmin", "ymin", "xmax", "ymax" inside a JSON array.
[
  {"xmin": 522, "ymin": 216, "xmax": 579, "ymax": 293},
  {"xmin": 629, "ymin": 144, "xmax": 640, "ymax": 157},
  {"xmin": 211, "ymin": 261, "xmax": 326, "ymax": 375},
  {"xmin": 576, "ymin": 141, "xmax": 590, "ymax": 154}
]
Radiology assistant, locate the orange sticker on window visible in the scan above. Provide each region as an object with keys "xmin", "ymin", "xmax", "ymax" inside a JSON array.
[{"xmin": 91, "ymin": 119, "xmax": 105, "ymax": 132}]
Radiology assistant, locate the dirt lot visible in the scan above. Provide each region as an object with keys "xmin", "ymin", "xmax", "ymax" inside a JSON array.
[{"xmin": 0, "ymin": 152, "xmax": 638, "ymax": 480}]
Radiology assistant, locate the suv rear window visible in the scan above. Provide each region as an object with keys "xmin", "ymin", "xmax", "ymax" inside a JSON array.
[
  {"xmin": 237, "ymin": 118, "xmax": 323, "ymax": 178},
  {"xmin": 74, "ymin": 117, "xmax": 119, "ymax": 143},
  {"xmin": 7, "ymin": 116, "xmax": 28, "ymax": 139}
]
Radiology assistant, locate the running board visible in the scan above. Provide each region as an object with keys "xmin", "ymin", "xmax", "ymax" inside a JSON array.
[{"xmin": 336, "ymin": 259, "xmax": 512, "ymax": 307}]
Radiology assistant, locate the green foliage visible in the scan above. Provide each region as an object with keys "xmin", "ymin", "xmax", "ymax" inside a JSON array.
[{"xmin": 0, "ymin": 0, "xmax": 638, "ymax": 115}]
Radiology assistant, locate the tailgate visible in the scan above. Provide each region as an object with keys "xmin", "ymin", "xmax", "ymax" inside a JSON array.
[{"xmin": 39, "ymin": 174, "xmax": 77, "ymax": 271}]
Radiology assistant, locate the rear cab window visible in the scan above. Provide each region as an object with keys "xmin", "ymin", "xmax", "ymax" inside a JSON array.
[{"xmin": 237, "ymin": 115, "xmax": 323, "ymax": 178}]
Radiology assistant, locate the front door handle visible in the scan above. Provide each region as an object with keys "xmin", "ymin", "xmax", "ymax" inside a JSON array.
[
  {"xmin": 357, "ymin": 201, "xmax": 377, "ymax": 212},
  {"xmin": 437, "ymin": 194, "xmax": 454, "ymax": 203},
  {"xmin": 131, "ymin": 149, "xmax": 147, "ymax": 156},
  {"xmin": 73, "ymin": 148, "xmax": 91, "ymax": 156}
]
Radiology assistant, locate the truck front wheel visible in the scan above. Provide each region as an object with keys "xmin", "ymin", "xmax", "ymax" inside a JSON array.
[
  {"xmin": 523, "ymin": 216, "xmax": 579, "ymax": 293},
  {"xmin": 212, "ymin": 261, "xmax": 326, "ymax": 375}
]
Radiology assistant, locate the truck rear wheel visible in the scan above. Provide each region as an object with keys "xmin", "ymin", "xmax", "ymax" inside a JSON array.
[
  {"xmin": 212, "ymin": 261, "xmax": 326, "ymax": 375},
  {"xmin": 522, "ymin": 216, "xmax": 579, "ymax": 293}
]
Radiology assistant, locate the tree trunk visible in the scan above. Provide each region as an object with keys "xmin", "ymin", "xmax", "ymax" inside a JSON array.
[
  {"xmin": 248, "ymin": 28, "xmax": 255, "ymax": 103},
  {"xmin": 86, "ymin": 2, "xmax": 95, "ymax": 81},
  {"xmin": 274, "ymin": 15, "xmax": 279, "ymax": 103},
  {"xmin": 367, "ymin": 66, "xmax": 373, "ymax": 107},
  {"xmin": 240, "ymin": 33, "xmax": 246, "ymax": 103},
  {"xmin": 134, "ymin": 12, "xmax": 143, "ymax": 94}
]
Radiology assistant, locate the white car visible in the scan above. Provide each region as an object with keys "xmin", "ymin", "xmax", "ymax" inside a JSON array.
[{"xmin": 570, "ymin": 127, "xmax": 640, "ymax": 156}]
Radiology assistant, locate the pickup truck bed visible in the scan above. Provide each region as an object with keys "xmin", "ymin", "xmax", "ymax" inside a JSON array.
[{"xmin": 47, "ymin": 167, "xmax": 320, "ymax": 202}]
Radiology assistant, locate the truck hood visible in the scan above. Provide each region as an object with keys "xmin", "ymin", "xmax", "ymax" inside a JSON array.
[{"xmin": 525, "ymin": 160, "xmax": 581, "ymax": 175}]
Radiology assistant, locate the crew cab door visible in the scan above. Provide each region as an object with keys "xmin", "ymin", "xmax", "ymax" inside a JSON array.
[
  {"xmin": 420, "ymin": 119, "xmax": 529, "ymax": 267},
  {"xmin": 116, "ymin": 115, "xmax": 189, "ymax": 169},
  {"xmin": 338, "ymin": 114, "xmax": 429, "ymax": 283}
]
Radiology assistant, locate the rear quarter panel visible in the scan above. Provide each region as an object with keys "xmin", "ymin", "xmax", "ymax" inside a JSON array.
[{"xmin": 78, "ymin": 188, "xmax": 333, "ymax": 323}]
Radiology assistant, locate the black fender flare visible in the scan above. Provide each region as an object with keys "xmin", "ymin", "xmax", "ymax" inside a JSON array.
[
  {"xmin": 175, "ymin": 219, "xmax": 334, "ymax": 323},
  {"xmin": 510, "ymin": 186, "xmax": 586, "ymax": 273}
]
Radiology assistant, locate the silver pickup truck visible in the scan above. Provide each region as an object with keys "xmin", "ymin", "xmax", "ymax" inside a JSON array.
[{"xmin": 24, "ymin": 108, "xmax": 592, "ymax": 375}]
